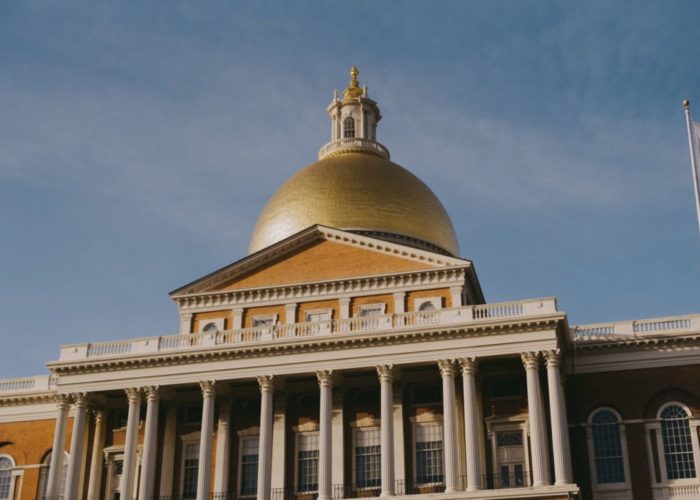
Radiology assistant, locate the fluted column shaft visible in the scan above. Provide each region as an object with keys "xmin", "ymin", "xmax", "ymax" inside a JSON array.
[
  {"xmin": 214, "ymin": 399, "xmax": 232, "ymax": 494},
  {"xmin": 138, "ymin": 386, "xmax": 160, "ymax": 500},
  {"xmin": 522, "ymin": 353, "xmax": 547, "ymax": 487},
  {"xmin": 438, "ymin": 360, "xmax": 459, "ymax": 493},
  {"xmin": 545, "ymin": 351, "xmax": 573, "ymax": 485},
  {"xmin": 120, "ymin": 388, "xmax": 142, "ymax": 500},
  {"xmin": 317, "ymin": 371, "xmax": 333, "ymax": 500},
  {"xmin": 64, "ymin": 393, "xmax": 88, "ymax": 500},
  {"xmin": 86, "ymin": 410, "xmax": 107, "ymax": 500},
  {"xmin": 197, "ymin": 381, "xmax": 216, "ymax": 500},
  {"xmin": 459, "ymin": 357, "xmax": 481, "ymax": 492},
  {"xmin": 257, "ymin": 376, "xmax": 274, "ymax": 500},
  {"xmin": 46, "ymin": 395, "xmax": 70, "ymax": 500},
  {"xmin": 377, "ymin": 365, "xmax": 395, "ymax": 497},
  {"xmin": 159, "ymin": 403, "xmax": 178, "ymax": 497}
]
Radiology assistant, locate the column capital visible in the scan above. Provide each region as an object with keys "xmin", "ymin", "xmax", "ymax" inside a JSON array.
[
  {"xmin": 376, "ymin": 364, "xmax": 394, "ymax": 383},
  {"xmin": 92, "ymin": 408, "xmax": 107, "ymax": 422},
  {"xmin": 55, "ymin": 393, "xmax": 71, "ymax": 410},
  {"xmin": 257, "ymin": 375, "xmax": 274, "ymax": 393},
  {"xmin": 437, "ymin": 359, "xmax": 456, "ymax": 378},
  {"xmin": 543, "ymin": 349, "xmax": 562, "ymax": 368},
  {"xmin": 521, "ymin": 351, "xmax": 541, "ymax": 369},
  {"xmin": 232, "ymin": 306, "xmax": 245, "ymax": 313},
  {"xmin": 179, "ymin": 311, "xmax": 193, "ymax": 319},
  {"xmin": 144, "ymin": 385, "xmax": 160, "ymax": 402},
  {"xmin": 71, "ymin": 392, "xmax": 89, "ymax": 409},
  {"xmin": 458, "ymin": 357, "xmax": 478, "ymax": 375},
  {"xmin": 316, "ymin": 370, "xmax": 333, "ymax": 387},
  {"xmin": 392, "ymin": 291, "xmax": 406, "ymax": 299},
  {"xmin": 339, "ymin": 297, "xmax": 351, "ymax": 305},
  {"xmin": 125, "ymin": 387, "xmax": 142, "ymax": 405},
  {"xmin": 199, "ymin": 381, "xmax": 216, "ymax": 398}
]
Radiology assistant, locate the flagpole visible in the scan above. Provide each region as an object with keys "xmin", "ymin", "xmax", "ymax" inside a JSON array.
[{"xmin": 684, "ymin": 99, "xmax": 700, "ymax": 236}]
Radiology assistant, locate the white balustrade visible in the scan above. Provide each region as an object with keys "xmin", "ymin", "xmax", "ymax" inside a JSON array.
[
  {"xmin": 318, "ymin": 137, "xmax": 390, "ymax": 160},
  {"xmin": 57, "ymin": 298, "xmax": 564, "ymax": 361},
  {"xmin": 574, "ymin": 314, "xmax": 700, "ymax": 342},
  {"xmin": 0, "ymin": 375, "xmax": 58, "ymax": 395}
]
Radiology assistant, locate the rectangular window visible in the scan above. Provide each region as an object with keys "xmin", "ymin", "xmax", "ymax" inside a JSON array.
[
  {"xmin": 354, "ymin": 428, "xmax": 381, "ymax": 488},
  {"xmin": 359, "ymin": 303, "xmax": 385, "ymax": 317},
  {"xmin": 239, "ymin": 437, "xmax": 259, "ymax": 497},
  {"xmin": 297, "ymin": 433, "xmax": 319, "ymax": 493},
  {"xmin": 415, "ymin": 423, "xmax": 444, "ymax": 485},
  {"xmin": 182, "ymin": 443, "xmax": 199, "ymax": 499},
  {"xmin": 252, "ymin": 315, "xmax": 276, "ymax": 327}
]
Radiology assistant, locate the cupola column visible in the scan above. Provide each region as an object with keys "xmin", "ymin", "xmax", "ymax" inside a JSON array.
[
  {"xmin": 64, "ymin": 393, "xmax": 88, "ymax": 500},
  {"xmin": 459, "ymin": 357, "xmax": 482, "ymax": 492},
  {"xmin": 138, "ymin": 386, "xmax": 160, "ymax": 500},
  {"xmin": 46, "ymin": 394, "xmax": 70, "ymax": 500},
  {"xmin": 377, "ymin": 365, "xmax": 395, "ymax": 497},
  {"xmin": 119, "ymin": 388, "xmax": 142, "ymax": 500},
  {"xmin": 317, "ymin": 370, "xmax": 333, "ymax": 500},
  {"xmin": 522, "ymin": 352, "xmax": 549, "ymax": 487},
  {"xmin": 438, "ymin": 360, "xmax": 459, "ymax": 493},
  {"xmin": 257, "ymin": 375, "xmax": 274, "ymax": 500},
  {"xmin": 197, "ymin": 381, "xmax": 216, "ymax": 500},
  {"xmin": 545, "ymin": 350, "xmax": 573, "ymax": 484}
]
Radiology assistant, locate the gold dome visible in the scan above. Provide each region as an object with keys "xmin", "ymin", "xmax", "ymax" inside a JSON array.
[{"xmin": 249, "ymin": 152, "xmax": 460, "ymax": 255}]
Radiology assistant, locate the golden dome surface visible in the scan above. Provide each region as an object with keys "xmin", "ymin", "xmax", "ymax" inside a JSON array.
[{"xmin": 249, "ymin": 152, "xmax": 460, "ymax": 256}]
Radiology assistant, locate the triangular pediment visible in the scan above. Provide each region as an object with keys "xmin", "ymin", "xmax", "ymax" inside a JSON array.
[{"xmin": 170, "ymin": 226, "xmax": 470, "ymax": 296}]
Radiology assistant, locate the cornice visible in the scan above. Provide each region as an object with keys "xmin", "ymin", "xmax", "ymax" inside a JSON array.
[
  {"xmin": 48, "ymin": 313, "xmax": 566, "ymax": 376},
  {"xmin": 174, "ymin": 266, "xmax": 469, "ymax": 311},
  {"xmin": 0, "ymin": 391, "xmax": 57, "ymax": 407},
  {"xmin": 573, "ymin": 332, "xmax": 700, "ymax": 352}
]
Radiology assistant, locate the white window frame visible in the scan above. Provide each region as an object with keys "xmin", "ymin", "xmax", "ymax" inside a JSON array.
[
  {"xmin": 359, "ymin": 303, "xmax": 386, "ymax": 316},
  {"xmin": 586, "ymin": 407, "xmax": 632, "ymax": 499},
  {"xmin": 237, "ymin": 435, "xmax": 259, "ymax": 498},
  {"xmin": 179, "ymin": 432, "xmax": 201, "ymax": 500},
  {"xmin": 486, "ymin": 417, "xmax": 530, "ymax": 489},
  {"xmin": 251, "ymin": 314, "xmax": 278, "ymax": 328},
  {"xmin": 199, "ymin": 317, "xmax": 225, "ymax": 333},
  {"xmin": 414, "ymin": 297, "xmax": 442, "ymax": 311},
  {"xmin": 0, "ymin": 455, "xmax": 19, "ymax": 500},
  {"xmin": 412, "ymin": 421, "xmax": 445, "ymax": 487},
  {"xmin": 304, "ymin": 309, "xmax": 332, "ymax": 335},
  {"xmin": 294, "ymin": 431, "xmax": 320, "ymax": 494},
  {"xmin": 343, "ymin": 116, "xmax": 356, "ymax": 138},
  {"xmin": 352, "ymin": 426, "xmax": 381, "ymax": 490},
  {"xmin": 646, "ymin": 402, "xmax": 700, "ymax": 490}
]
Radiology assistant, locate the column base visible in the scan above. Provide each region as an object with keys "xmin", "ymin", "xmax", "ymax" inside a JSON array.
[
  {"xmin": 444, "ymin": 486, "xmax": 459, "ymax": 493},
  {"xmin": 380, "ymin": 492, "xmax": 395, "ymax": 498},
  {"xmin": 466, "ymin": 486, "xmax": 481, "ymax": 493},
  {"xmin": 317, "ymin": 496, "xmax": 332, "ymax": 500}
]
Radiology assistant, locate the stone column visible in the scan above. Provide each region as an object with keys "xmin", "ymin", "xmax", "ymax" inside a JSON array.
[
  {"xmin": 545, "ymin": 350, "xmax": 573, "ymax": 485},
  {"xmin": 377, "ymin": 365, "xmax": 395, "ymax": 497},
  {"xmin": 137, "ymin": 386, "xmax": 159, "ymax": 500},
  {"xmin": 393, "ymin": 292, "xmax": 406, "ymax": 314},
  {"xmin": 64, "ymin": 393, "xmax": 88, "ymax": 500},
  {"xmin": 214, "ymin": 397, "xmax": 232, "ymax": 495},
  {"xmin": 257, "ymin": 375, "xmax": 274, "ymax": 500},
  {"xmin": 317, "ymin": 370, "xmax": 333, "ymax": 500},
  {"xmin": 522, "ymin": 352, "xmax": 548, "ymax": 487},
  {"xmin": 438, "ymin": 360, "xmax": 459, "ymax": 492},
  {"xmin": 158, "ymin": 402, "xmax": 178, "ymax": 497},
  {"xmin": 331, "ymin": 384, "xmax": 345, "ymax": 489},
  {"xmin": 86, "ymin": 410, "xmax": 107, "ymax": 500},
  {"xmin": 459, "ymin": 357, "xmax": 481, "ymax": 492},
  {"xmin": 284, "ymin": 303, "xmax": 297, "ymax": 324},
  {"xmin": 119, "ymin": 388, "xmax": 142, "ymax": 500},
  {"xmin": 233, "ymin": 307, "xmax": 244, "ymax": 330},
  {"xmin": 197, "ymin": 381, "xmax": 216, "ymax": 500},
  {"xmin": 46, "ymin": 394, "xmax": 70, "ymax": 500},
  {"xmin": 339, "ymin": 298, "xmax": 351, "ymax": 320}
]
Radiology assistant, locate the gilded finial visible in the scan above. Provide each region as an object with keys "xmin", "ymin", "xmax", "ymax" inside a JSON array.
[
  {"xmin": 343, "ymin": 65, "xmax": 364, "ymax": 100},
  {"xmin": 684, "ymin": 99, "xmax": 690, "ymax": 109}
]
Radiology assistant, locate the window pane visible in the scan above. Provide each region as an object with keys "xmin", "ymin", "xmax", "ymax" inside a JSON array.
[
  {"xmin": 297, "ymin": 433, "xmax": 319, "ymax": 492},
  {"xmin": 415, "ymin": 424, "xmax": 444, "ymax": 485},
  {"xmin": 591, "ymin": 410, "xmax": 625, "ymax": 484},
  {"xmin": 355, "ymin": 428, "xmax": 381, "ymax": 488},
  {"xmin": 661, "ymin": 405, "xmax": 696, "ymax": 480},
  {"xmin": 182, "ymin": 443, "xmax": 200, "ymax": 499},
  {"xmin": 240, "ymin": 437, "xmax": 259, "ymax": 496},
  {"xmin": 0, "ymin": 457, "xmax": 12, "ymax": 500}
]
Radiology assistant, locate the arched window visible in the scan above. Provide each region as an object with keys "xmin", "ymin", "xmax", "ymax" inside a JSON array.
[
  {"xmin": 202, "ymin": 322, "xmax": 219, "ymax": 333},
  {"xmin": 590, "ymin": 409, "xmax": 625, "ymax": 484},
  {"xmin": 36, "ymin": 450, "xmax": 68, "ymax": 500},
  {"xmin": 418, "ymin": 302, "xmax": 436, "ymax": 312},
  {"xmin": 343, "ymin": 117, "xmax": 355, "ymax": 138},
  {"xmin": 0, "ymin": 456, "xmax": 14, "ymax": 500},
  {"xmin": 660, "ymin": 404, "xmax": 696, "ymax": 479}
]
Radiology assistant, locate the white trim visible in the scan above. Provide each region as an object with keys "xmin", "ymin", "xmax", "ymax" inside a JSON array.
[
  {"xmin": 351, "ymin": 426, "xmax": 381, "ymax": 491},
  {"xmin": 412, "ymin": 420, "xmax": 445, "ymax": 487},
  {"xmin": 199, "ymin": 318, "xmax": 225, "ymax": 334},
  {"xmin": 0, "ymin": 454, "xmax": 16, "ymax": 500},
  {"xmin": 359, "ymin": 303, "xmax": 386, "ymax": 317},
  {"xmin": 486, "ymin": 417, "xmax": 530, "ymax": 488},
  {"xmin": 415, "ymin": 297, "xmax": 442, "ymax": 311},
  {"xmin": 251, "ymin": 314, "xmax": 278, "ymax": 328},
  {"xmin": 585, "ymin": 407, "xmax": 632, "ymax": 499},
  {"xmin": 294, "ymin": 431, "xmax": 320, "ymax": 494},
  {"xmin": 179, "ymin": 432, "xmax": 200, "ymax": 499},
  {"xmin": 236, "ymin": 435, "xmax": 259, "ymax": 498}
]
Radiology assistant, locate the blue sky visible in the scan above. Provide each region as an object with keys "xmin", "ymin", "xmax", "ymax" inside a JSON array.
[{"xmin": 1, "ymin": 1, "xmax": 700, "ymax": 378}]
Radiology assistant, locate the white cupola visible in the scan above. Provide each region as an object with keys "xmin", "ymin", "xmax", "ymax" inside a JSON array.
[{"xmin": 318, "ymin": 66, "xmax": 390, "ymax": 160}]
